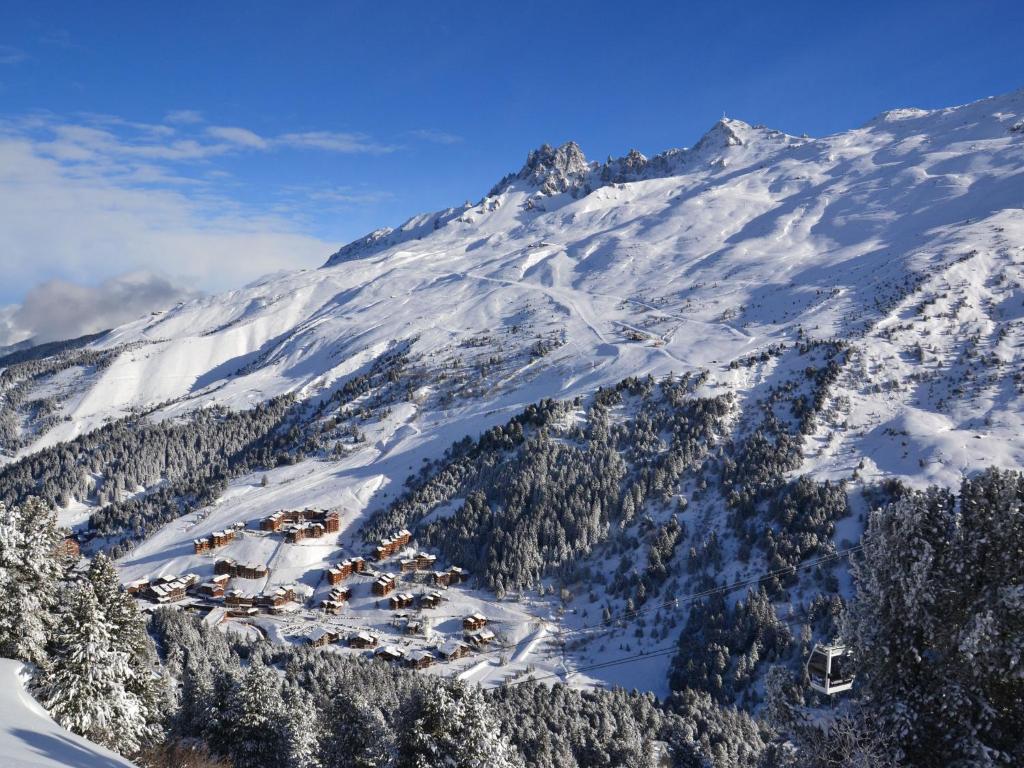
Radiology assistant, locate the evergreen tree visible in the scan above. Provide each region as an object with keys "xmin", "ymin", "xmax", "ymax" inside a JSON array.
[
  {"xmin": 88, "ymin": 553, "xmax": 166, "ymax": 742},
  {"xmin": 398, "ymin": 681, "xmax": 522, "ymax": 768},
  {"xmin": 281, "ymin": 680, "xmax": 322, "ymax": 768},
  {"xmin": 321, "ymin": 692, "xmax": 392, "ymax": 768},
  {"xmin": 0, "ymin": 497, "xmax": 62, "ymax": 667},
  {"xmin": 845, "ymin": 469, "xmax": 1024, "ymax": 766},
  {"xmin": 224, "ymin": 660, "xmax": 286, "ymax": 768},
  {"xmin": 41, "ymin": 582, "xmax": 147, "ymax": 755}
]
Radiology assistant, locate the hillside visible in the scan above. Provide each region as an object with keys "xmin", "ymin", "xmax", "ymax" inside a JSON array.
[
  {"xmin": 1, "ymin": 87, "xmax": 1023, "ymax": 697},
  {"xmin": 0, "ymin": 659, "xmax": 139, "ymax": 768}
]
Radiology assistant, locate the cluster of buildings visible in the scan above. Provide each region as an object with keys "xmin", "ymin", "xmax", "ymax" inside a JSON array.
[
  {"xmin": 260, "ymin": 508, "xmax": 341, "ymax": 542},
  {"xmin": 214, "ymin": 558, "xmax": 270, "ymax": 580},
  {"xmin": 126, "ymin": 568, "xmax": 301, "ymax": 620},
  {"xmin": 432, "ymin": 565, "xmax": 469, "ymax": 587},
  {"xmin": 462, "ymin": 612, "xmax": 495, "ymax": 646},
  {"xmin": 320, "ymin": 584, "xmax": 353, "ymax": 614},
  {"xmin": 126, "ymin": 573, "xmax": 200, "ymax": 604},
  {"xmin": 399, "ymin": 551, "xmax": 438, "ymax": 572},
  {"xmin": 324, "ymin": 556, "xmax": 367, "ymax": 584},
  {"xmin": 373, "ymin": 529, "xmax": 412, "ymax": 560},
  {"xmin": 224, "ymin": 584, "xmax": 299, "ymax": 616},
  {"xmin": 302, "ymin": 608, "xmax": 494, "ymax": 668},
  {"xmin": 373, "ymin": 572, "xmax": 399, "ymax": 596},
  {"xmin": 193, "ymin": 521, "xmax": 246, "ymax": 554}
]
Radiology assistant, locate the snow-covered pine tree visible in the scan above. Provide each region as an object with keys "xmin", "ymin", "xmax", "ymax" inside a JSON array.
[
  {"xmin": 320, "ymin": 691, "xmax": 392, "ymax": 768},
  {"xmin": 397, "ymin": 681, "xmax": 523, "ymax": 768},
  {"xmin": 845, "ymin": 469, "xmax": 1024, "ymax": 766},
  {"xmin": 0, "ymin": 497, "xmax": 62, "ymax": 667},
  {"xmin": 280, "ymin": 679, "xmax": 322, "ymax": 768},
  {"xmin": 87, "ymin": 553, "xmax": 167, "ymax": 744},
  {"xmin": 224, "ymin": 660, "xmax": 286, "ymax": 768},
  {"xmin": 41, "ymin": 581, "xmax": 147, "ymax": 755}
]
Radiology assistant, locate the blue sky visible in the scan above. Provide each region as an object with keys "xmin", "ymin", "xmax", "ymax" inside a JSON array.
[{"xmin": 0, "ymin": 0, "xmax": 1022, "ymax": 341}]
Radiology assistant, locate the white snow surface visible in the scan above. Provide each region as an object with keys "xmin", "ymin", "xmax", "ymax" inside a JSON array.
[
  {"xmin": 7, "ymin": 87, "xmax": 1024, "ymax": 694},
  {"xmin": 0, "ymin": 659, "xmax": 139, "ymax": 768}
]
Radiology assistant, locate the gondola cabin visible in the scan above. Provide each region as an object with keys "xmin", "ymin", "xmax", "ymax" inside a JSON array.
[{"xmin": 806, "ymin": 643, "xmax": 855, "ymax": 695}]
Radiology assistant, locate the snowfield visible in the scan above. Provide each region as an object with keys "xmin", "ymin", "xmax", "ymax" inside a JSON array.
[
  {"xmin": 0, "ymin": 659, "xmax": 138, "ymax": 768},
  {"xmin": 4, "ymin": 87, "xmax": 1024, "ymax": 694}
]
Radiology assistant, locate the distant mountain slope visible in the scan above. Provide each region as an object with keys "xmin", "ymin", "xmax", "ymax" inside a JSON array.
[
  {"xmin": 0, "ymin": 88, "xmax": 1022, "ymax": 696},
  {"xmin": 3, "ymin": 88, "xmax": 1020, "ymax": 489},
  {"xmin": 0, "ymin": 659, "xmax": 138, "ymax": 768}
]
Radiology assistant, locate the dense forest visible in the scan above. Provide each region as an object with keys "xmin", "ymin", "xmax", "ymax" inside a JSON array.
[{"xmin": 1, "ymin": 467, "xmax": 1019, "ymax": 766}]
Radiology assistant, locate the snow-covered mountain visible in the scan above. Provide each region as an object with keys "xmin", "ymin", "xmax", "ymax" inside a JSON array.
[
  {"xmin": 2, "ymin": 87, "xmax": 1023, "ymax": 693},
  {"xmin": 11, "ymin": 89, "xmax": 1024, "ymax": 482}
]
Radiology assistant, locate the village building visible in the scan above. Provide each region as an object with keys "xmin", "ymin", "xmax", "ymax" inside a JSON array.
[
  {"xmin": 180, "ymin": 573, "xmax": 201, "ymax": 589},
  {"xmin": 329, "ymin": 585, "xmax": 352, "ymax": 602},
  {"xmin": 307, "ymin": 627, "xmax": 337, "ymax": 648},
  {"xmin": 198, "ymin": 580, "xmax": 226, "ymax": 599},
  {"xmin": 146, "ymin": 578, "xmax": 187, "ymax": 603},
  {"xmin": 326, "ymin": 557, "xmax": 362, "ymax": 584},
  {"xmin": 438, "ymin": 640, "xmax": 471, "ymax": 661},
  {"xmin": 415, "ymin": 552, "xmax": 437, "ymax": 571},
  {"xmin": 372, "ymin": 573, "xmax": 397, "ymax": 596},
  {"xmin": 374, "ymin": 645, "xmax": 405, "ymax": 663},
  {"xmin": 406, "ymin": 650, "xmax": 434, "ymax": 669},
  {"xmin": 399, "ymin": 558, "xmax": 417, "ymax": 573},
  {"xmin": 387, "ymin": 592, "xmax": 414, "ymax": 610},
  {"xmin": 224, "ymin": 589, "xmax": 255, "ymax": 608},
  {"xmin": 194, "ymin": 522, "xmax": 245, "ymax": 554},
  {"xmin": 373, "ymin": 528, "xmax": 412, "ymax": 560},
  {"xmin": 228, "ymin": 605, "xmax": 259, "ymax": 618},
  {"xmin": 255, "ymin": 585, "xmax": 296, "ymax": 610},
  {"xmin": 260, "ymin": 508, "xmax": 340, "ymax": 536},
  {"xmin": 233, "ymin": 562, "xmax": 269, "ymax": 580},
  {"xmin": 125, "ymin": 578, "xmax": 150, "ymax": 595},
  {"xmin": 349, "ymin": 631, "xmax": 378, "ymax": 649},
  {"xmin": 321, "ymin": 599, "xmax": 345, "ymax": 615},
  {"xmin": 329, "ymin": 585, "xmax": 352, "ymax": 601},
  {"xmin": 463, "ymin": 612, "xmax": 488, "ymax": 631},
  {"xmin": 432, "ymin": 565, "xmax": 469, "ymax": 587},
  {"xmin": 419, "ymin": 591, "xmax": 443, "ymax": 609},
  {"xmin": 202, "ymin": 607, "xmax": 227, "ymax": 627},
  {"xmin": 465, "ymin": 627, "xmax": 496, "ymax": 646}
]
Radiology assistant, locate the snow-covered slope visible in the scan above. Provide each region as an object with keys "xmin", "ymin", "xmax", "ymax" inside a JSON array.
[
  {"xmin": 0, "ymin": 659, "xmax": 139, "ymax": 768},
  {"xmin": 9, "ymin": 88, "xmax": 1021, "ymax": 485},
  {"xmin": 3, "ymin": 88, "xmax": 1024, "ymax": 692}
]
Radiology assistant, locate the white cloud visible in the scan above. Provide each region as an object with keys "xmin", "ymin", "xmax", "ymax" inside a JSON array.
[
  {"xmin": 164, "ymin": 109, "xmax": 204, "ymax": 124},
  {"xmin": 0, "ymin": 46, "xmax": 27, "ymax": 65},
  {"xmin": 206, "ymin": 125, "xmax": 269, "ymax": 149},
  {"xmin": 410, "ymin": 128, "xmax": 463, "ymax": 145},
  {"xmin": 0, "ymin": 133, "xmax": 334, "ymax": 311},
  {"xmin": 278, "ymin": 130, "xmax": 399, "ymax": 154},
  {"xmin": 0, "ymin": 272, "xmax": 201, "ymax": 346},
  {"xmin": 0, "ymin": 109, "xmax": 408, "ymax": 339}
]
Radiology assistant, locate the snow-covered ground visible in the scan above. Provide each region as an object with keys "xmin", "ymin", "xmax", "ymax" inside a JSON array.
[
  {"xmin": 5, "ymin": 87, "xmax": 1024, "ymax": 695},
  {"xmin": 0, "ymin": 659, "xmax": 138, "ymax": 768}
]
